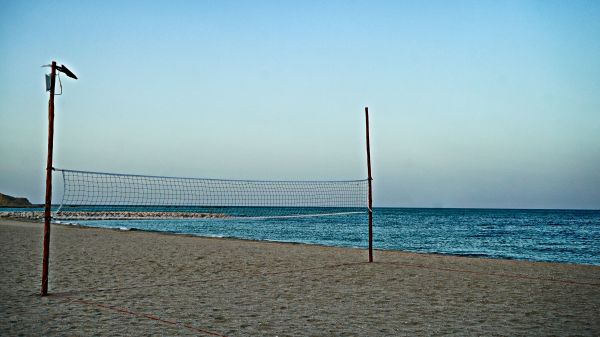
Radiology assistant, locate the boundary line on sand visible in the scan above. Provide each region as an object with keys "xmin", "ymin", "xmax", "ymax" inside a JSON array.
[
  {"xmin": 49, "ymin": 263, "xmax": 364, "ymax": 336},
  {"xmin": 48, "ymin": 260, "xmax": 598, "ymax": 335},
  {"xmin": 54, "ymin": 295, "xmax": 228, "ymax": 337}
]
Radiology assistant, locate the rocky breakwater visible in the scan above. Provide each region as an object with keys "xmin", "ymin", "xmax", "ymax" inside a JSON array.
[{"xmin": 0, "ymin": 211, "xmax": 227, "ymax": 220}]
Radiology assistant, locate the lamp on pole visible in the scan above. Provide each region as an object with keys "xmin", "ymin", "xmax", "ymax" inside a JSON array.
[{"xmin": 41, "ymin": 61, "xmax": 77, "ymax": 296}]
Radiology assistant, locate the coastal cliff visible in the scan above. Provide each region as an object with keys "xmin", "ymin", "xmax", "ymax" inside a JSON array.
[{"xmin": 0, "ymin": 193, "xmax": 33, "ymax": 207}]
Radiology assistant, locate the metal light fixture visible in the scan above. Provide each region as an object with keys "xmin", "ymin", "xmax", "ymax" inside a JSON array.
[
  {"xmin": 56, "ymin": 64, "xmax": 78, "ymax": 79},
  {"xmin": 43, "ymin": 63, "xmax": 78, "ymax": 91}
]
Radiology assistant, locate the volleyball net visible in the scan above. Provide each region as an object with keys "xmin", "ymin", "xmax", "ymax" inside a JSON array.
[{"xmin": 53, "ymin": 168, "xmax": 369, "ymax": 220}]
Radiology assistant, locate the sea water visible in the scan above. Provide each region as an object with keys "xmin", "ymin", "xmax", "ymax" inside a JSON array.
[{"xmin": 6, "ymin": 207, "xmax": 600, "ymax": 265}]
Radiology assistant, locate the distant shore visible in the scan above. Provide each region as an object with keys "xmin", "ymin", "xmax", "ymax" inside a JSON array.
[{"xmin": 0, "ymin": 192, "xmax": 38, "ymax": 208}]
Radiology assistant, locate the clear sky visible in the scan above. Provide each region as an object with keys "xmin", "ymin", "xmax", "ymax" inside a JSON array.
[{"xmin": 1, "ymin": 0, "xmax": 599, "ymax": 209}]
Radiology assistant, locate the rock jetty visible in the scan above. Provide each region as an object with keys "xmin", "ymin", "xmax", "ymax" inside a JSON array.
[{"xmin": 0, "ymin": 211, "xmax": 227, "ymax": 220}]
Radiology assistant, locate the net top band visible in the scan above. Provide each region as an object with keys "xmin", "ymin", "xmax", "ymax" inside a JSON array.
[{"xmin": 53, "ymin": 168, "xmax": 368, "ymax": 184}]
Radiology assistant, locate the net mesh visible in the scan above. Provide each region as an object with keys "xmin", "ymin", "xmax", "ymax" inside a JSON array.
[{"xmin": 54, "ymin": 168, "xmax": 368, "ymax": 219}]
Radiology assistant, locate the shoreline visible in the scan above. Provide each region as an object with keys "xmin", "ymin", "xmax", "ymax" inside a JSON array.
[
  {"xmin": 4, "ymin": 216, "xmax": 599, "ymax": 268},
  {"xmin": 5, "ymin": 218, "xmax": 600, "ymax": 281}
]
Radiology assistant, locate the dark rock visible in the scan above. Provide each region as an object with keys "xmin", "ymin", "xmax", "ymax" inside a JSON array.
[{"xmin": 0, "ymin": 193, "xmax": 33, "ymax": 207}]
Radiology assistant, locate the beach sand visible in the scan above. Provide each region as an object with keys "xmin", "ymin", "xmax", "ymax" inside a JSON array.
[{"xmin": 1, "ymin": 219, "xmax": 599, "ymax": 336}]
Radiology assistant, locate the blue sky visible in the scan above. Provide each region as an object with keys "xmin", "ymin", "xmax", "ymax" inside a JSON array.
[{"xmin": 1, "ymin": 0, "xmax": 599, "ymax": 209}]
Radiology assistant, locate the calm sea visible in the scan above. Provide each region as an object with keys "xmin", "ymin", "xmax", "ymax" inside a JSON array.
[{"xmin": 6, "ymin": 207, "xmax": 600, "ymax": 265}]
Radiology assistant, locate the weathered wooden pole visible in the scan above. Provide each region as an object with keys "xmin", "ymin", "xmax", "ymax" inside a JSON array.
[
  {"xmin": 41, "ymin": 61, "xmax": 56, "ymax": 296},
  {"xmin": 365, "ymin": 107, "xmax": 373, "ymax": 262}
]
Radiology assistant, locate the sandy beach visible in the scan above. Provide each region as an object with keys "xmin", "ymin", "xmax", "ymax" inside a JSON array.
[{"xmin": 1, "ymin": 219, "xmax": 599, "ymax": 336}]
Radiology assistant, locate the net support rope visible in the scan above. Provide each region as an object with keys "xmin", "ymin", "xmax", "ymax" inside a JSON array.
[{"xmin": 54, "ymin": 168, "xmax": 368, "ymax": 220}]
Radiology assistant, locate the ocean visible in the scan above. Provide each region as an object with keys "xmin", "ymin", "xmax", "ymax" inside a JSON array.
[
  {"xmin": 38, "ymin": 208, "xmax": 600, "ymax": 265},
  {"xmin": 5, "ymin": 207, "xmax": 600, "ymax": 266}
]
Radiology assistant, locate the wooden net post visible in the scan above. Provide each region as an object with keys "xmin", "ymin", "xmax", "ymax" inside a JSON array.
[
  {"xmin": 365, "ymin": 107, "xmax": 373, "ymax": 262},
  {"xmin": 41, "ymin": 61, "xmax": 56, "ymax": 296}
]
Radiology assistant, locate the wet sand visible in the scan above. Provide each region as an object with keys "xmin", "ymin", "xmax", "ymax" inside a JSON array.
[{"xmin": 1, "ymin": 219, "xmax": 599, "ymax": 336}]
